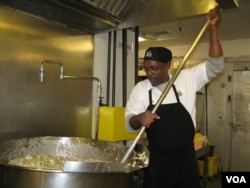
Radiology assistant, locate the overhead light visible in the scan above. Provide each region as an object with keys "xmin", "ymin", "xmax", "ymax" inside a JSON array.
[{"xmin": 138, "ymin": 36, "xmax": 146, "ymax": 42}]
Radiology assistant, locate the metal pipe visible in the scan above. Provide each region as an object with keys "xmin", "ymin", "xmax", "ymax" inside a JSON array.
[
  {"xmin": 134, "ymin": 26, "xmax": 139, "ymax": 85},
  {"xmin": 62, "ymin": 75, "xmax": 102, "ymax": 105},
  {"xmin": 112, "ymin": 31, "xmax": 117, "ymax": 106},
  {"xmin": 122, "ymin": 29, "xmax": 127, "ymax": 107},
  {"xmin": 40, "ymin": 60, "xmax": 64, "ymax": 82},
  {"xmin": 39, "ymin": 61, "xmax": 102, "ymax": 140},
  {"xmin": 205, "ymin": 84, "xmax": 208, "ymax": 136},
  {"xmin": 63, "ymin": 75, "xmax": 102, "ymax": 140},
  {"xmin": 121, "ymin": 19, "xmax": 210, "ymax": 164},
  {"xmin": 106, "ymin": 32, "xmax": 112, "ymax": 106}
]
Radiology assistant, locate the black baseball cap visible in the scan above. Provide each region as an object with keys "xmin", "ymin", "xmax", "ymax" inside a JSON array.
[{"xmin": 144, "ymin": 47, "xmax": 172, "ymax": 63}]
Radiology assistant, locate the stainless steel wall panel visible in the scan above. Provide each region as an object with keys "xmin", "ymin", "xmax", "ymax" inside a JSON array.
[{"xmin": 0, "ymin": 6, "xmax": 94, "ymax": 141}]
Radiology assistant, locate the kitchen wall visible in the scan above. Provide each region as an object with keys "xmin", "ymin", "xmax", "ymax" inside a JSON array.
[
  {"xmin": 93, "ymin": 30, "xmax": 136, "ymax": 107},
  {"xmin": 0, "ymin": 6, "xmax": 95, "ymax": 142}
]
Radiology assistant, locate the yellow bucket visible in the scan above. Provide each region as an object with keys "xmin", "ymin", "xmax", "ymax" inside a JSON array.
[
  {"xmin": 197, "ymin": 155, "xmax": 219, "ymax": 177},
  {"xmin": 98, "ymin": 106, "xmax": 137, "ymax": 142}
]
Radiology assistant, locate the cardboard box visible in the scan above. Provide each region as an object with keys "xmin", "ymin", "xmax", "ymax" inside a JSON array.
[{"xmin": 98, "ymin": 106, "xmax": 137, "ymax": 142}]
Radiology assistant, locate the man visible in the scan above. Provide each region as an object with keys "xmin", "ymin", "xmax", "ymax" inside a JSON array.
[{"xmin": 125, "ymin": 6, "xmax": 223, "ymax": 188}]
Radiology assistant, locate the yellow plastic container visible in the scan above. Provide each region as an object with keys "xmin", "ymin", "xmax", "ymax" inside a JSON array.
[
  {"xmin": 98, "ymin": 106, "xmax": 137, "ymax": 142},
  {"xmin": 197, "ymin": 155, "xmax": 219, "ymax": 177},
  {"xmin": 194, "ymin": 133, "xmax": 209, "ymax": 146}
]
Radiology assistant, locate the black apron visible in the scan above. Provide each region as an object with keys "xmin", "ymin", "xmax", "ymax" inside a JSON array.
[{"xmin": 143, "ymin": 85, "xmax": 201, "ymax": 188}]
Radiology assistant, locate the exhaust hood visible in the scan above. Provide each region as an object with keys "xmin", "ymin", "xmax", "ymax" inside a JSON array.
[
  {"xmin": 0, "ymin": 0, "xmax": 237, "ymax": 34},
  {"xmin": 0, "ymin": 0, "xmax": 134, "ymax": 33}
]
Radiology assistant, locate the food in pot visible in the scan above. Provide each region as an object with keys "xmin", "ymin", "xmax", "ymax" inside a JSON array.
[{"xmin": 8, "ymin": 154, "xmax": 101, "ymax": 170}]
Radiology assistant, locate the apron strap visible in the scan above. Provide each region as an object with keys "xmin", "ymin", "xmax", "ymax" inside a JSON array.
[
  {"xmin": 148, "ymin": 85, "xmax": 180, "ymax": 104},
  {"xmin": 149, "ymin": 89, "xmax": 153, "ymax": 105},
  {"xmin": 172, "ymin": 84, "xmax": 180, "ymax": 103}
]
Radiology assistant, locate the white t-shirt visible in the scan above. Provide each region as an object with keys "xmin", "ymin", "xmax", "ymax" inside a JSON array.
[{"xmin": 125, "ymin": 57, "xmax": 224, "ymax": 132}]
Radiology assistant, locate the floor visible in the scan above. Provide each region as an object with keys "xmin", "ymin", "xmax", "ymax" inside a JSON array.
[{"xmin": 206, "ymin": 173, "xmax": 221, "ymax": 188}]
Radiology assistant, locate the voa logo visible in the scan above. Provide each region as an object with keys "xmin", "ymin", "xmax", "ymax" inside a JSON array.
[{"xmin": 226, "ymin": 176, "xmax": 247, "ymax": 184}]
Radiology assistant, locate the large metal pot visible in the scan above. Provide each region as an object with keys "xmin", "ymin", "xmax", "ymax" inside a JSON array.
[{"xmin": 0, "ymin": 137, "xmax": 149, "ymax": 188}]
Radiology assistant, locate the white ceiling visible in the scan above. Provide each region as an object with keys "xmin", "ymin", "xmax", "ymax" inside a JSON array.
[{"xmin": 139, "ymin": 0, "xmax": 250, "ymax": 49}]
